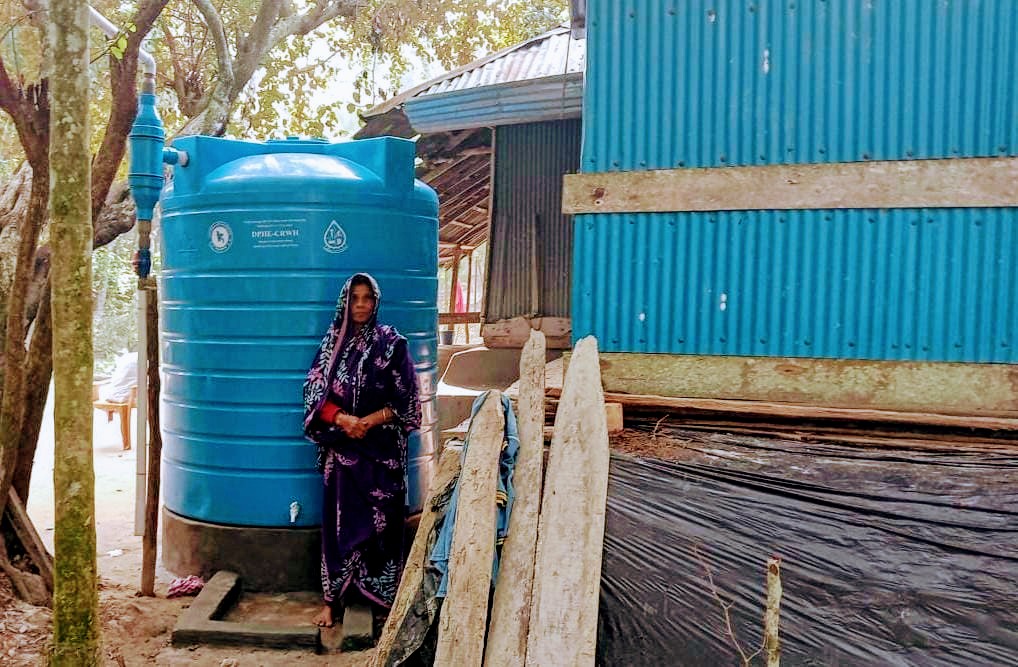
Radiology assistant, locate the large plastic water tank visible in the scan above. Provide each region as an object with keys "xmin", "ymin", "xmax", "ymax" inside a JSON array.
[{"xmin": 159, "ymin": 136, "xmax": 438, "ymax": 528}]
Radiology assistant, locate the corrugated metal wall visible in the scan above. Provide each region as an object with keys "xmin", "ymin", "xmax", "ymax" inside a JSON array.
[
  {"xmin": 574, "ymin": 0, "xmax": 1018, "ymax": 362},
  {"xmin": 486, "ymin": 119, "xmax": 582, "ymax": 322}
]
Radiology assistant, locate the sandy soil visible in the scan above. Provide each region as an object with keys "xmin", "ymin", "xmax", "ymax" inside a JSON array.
[{"xmin": 0, "ymin": 385, "xmax": 372, "ymax": 666}]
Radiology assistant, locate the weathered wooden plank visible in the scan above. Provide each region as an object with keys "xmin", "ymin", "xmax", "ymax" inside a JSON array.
[
  {"xmin": 439, "ymin": 311, "xmax": 482, "ymax": 325},
  {"xmin": 485, "ymin": 331, "xmax": 546, "ymax": 667},
  {"xmin": 559, "ymin": 389, "xmax": 1018, "ymax": 431},
  {"xmin": 526, "ymin": 337, "xmax": 609, "ymax": 667},
  {"xmin": 562, "ymin": 157, "xmax": 1018, "ymax": 214},
  {"xmin": 371, "ymin": 447, "xmax": 464, "ymax": 667},
  {"xmin": 482, "ymin": 316, "xmax": 571, "ymax": 349},
  {"xmin": 592, "ymin": 352, "xmax": 1018, "ymax": 416},
  {"xmin": 434, "ymin": 392, "xmax": 505, "ymax": 667}
]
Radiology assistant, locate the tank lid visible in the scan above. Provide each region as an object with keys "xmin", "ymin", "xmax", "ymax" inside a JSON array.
[{"xmin": 266, "ymin": 136, "xmax": 329, "ymax": 144}]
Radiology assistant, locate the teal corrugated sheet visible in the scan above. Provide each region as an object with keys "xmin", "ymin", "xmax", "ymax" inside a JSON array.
[
  {"xmin": 574, "ymin": 0, "xmax": 1018, "ymax": 362},
  {"xmin": 486, "ymin": 120, "xmax": 582, "ymax": 321}
]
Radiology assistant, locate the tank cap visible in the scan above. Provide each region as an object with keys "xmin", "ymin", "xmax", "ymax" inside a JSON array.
[{"xmin": 265, "ymin": 136, "xmax": 329, "ymax": 144}]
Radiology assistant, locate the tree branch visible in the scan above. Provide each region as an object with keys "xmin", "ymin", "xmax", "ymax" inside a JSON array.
[
  {"xmin": 693, "ymin": 544, "xmax": 764, "ymax": 667},
  {"xmin": 231, "ymin": 0, "xmax": 283, "ymax": 91},
  {"xmin": 191, "ymin": 0, "xmax": 234, "ymax": 96},
  {"xmin": 0, "ymin": 54, "xmax": 17, "ymax": 115},
  {"xmin": 268, "ymin": 0, "xmax": 358, "ymax": 46},
  {"xmin": 90, "ymin": 0, "xmax": 171, "ymax": 222}
]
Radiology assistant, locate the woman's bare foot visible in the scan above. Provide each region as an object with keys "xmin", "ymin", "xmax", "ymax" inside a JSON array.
[{"xmin": 313, "ymin": 605, "xmax": 334, "ymax": 628}]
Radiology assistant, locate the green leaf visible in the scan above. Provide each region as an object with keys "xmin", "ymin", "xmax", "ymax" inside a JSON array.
[{"xmin": 117, "ymin": 35, "xmax": 128, "ymax": 50}]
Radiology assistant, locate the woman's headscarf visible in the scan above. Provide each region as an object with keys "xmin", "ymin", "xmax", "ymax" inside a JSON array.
[{"xmin": 302, "ymin": 272, "xmax": 381, "ymax": 433}]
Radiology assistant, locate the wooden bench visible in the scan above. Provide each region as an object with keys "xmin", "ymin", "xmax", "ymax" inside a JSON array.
[{"xmin": 93, "ymin": 383, "xmax": 137, "ymax": 450}]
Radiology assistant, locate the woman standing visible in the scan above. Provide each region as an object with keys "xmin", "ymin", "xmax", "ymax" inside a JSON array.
[{"xmin": 303, "ymin": 273, "xmax": 421, "ymax": 630}]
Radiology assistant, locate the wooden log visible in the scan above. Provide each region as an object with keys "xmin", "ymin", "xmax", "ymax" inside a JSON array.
[
  {"xmin": 653, "ymin": 421, "xmax": 1018, "ymax": 452},
  {"xmin": 434, "ymin": 392, "xmax": 505, "ymax": 667},
  {"xmin": 485, "ymin": 331, "xmax": 546, "ymax": 666},
  {"xmin": 372, "ymin": 446, "xmax": 464, "ymax": 667},
  {"xmin": 546, "ymin": 388, "xmax": 1018, "ymax": 432},
  {"xmin": 526, "ymin": 337, "xmax": 610, "ymax": 667},
  {"xmin": 5, "ymin": 488, "xmax": 54, "ymax": 592}
]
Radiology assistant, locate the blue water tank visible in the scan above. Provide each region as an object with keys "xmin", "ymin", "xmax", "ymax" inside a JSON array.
[{"xmin": 159, "ymin": 136, "xmax": 438, "ymax": 528}]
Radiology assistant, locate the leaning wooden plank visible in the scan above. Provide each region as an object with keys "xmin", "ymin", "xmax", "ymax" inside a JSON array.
[
  {"xmin": 433, "ymin": 392, "xmax": 505, "ymax": 667},
  {"xmin": 485, "ymin": 331, "xmax": 546, "ymax": 667},
  {"xmin": 546, "ymin": 388, "xmax": 1018, "ymax": 431},
  {"xmin": 6, "ymin": 488, "xmax": 54, "ymax": 591},
  {"xmin": 526, "ymin": 337, "xmax": 610, "ymax": 667},
  {"xmin": 371, "ymin": 446, "xmax": 464, "ymax": 667}
]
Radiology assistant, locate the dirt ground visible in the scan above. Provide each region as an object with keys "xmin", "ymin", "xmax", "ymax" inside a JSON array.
[{"xmin": 1, "ymin": 386, "xmax": 372, "ymax": 666}]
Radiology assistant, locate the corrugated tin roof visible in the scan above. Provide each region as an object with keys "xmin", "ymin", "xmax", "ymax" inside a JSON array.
[
  {"xmin": 364, "ymin": 24, "xmax": 585, "ymax": 118},
  {"xmin": 418, "ymin": 26, "xmax": 584, "ymax": 97}
]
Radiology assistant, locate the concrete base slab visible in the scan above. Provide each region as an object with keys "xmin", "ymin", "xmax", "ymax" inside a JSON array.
[
  {"xmin": 172, "ymin": 571, "xmax": 320, "ymax": 650},
  {"xmin": 162, "ymin": 508, "xmax": 320, "ymax": 592},
  {"xmin": 171, "ymin": 571, "xmax": 379, "ymax": 654}
]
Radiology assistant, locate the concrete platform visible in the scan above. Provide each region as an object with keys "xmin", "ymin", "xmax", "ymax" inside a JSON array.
[{"xmin": 171, "ymin": 570, "xmax": 376, "ymax": 654}]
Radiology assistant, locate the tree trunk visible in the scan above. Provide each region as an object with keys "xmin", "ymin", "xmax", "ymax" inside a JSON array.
[
  {"xmin": 0, "ymin": 162, "xmax": 48, "ymax": 519},
  {"xmin": 14, "ymin": 281, "xmax": 52, "ymax": 503},
  {"xmin": 49, "ymin": 0, "xmax": 100, "ymax": 663}
]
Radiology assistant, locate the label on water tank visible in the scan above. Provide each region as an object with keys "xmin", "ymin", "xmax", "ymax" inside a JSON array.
[
  {"xmin": 323, "ymin": 220, "xmax": 348, "ymax": 254},
  {"xmin": 245, "ymin": 218, "xmax": 302, "ymax": 249},
  {"xmin": 209, "ymin": 222, "xmax": 233, "ymax": 253}
]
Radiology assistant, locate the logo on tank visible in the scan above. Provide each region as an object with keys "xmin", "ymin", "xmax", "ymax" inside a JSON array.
[
  {"xmin": 323, "ymin": 220, "xmax": 348, "ymax": 254},
  {"xmin": 209, "ymin": 222, "xmax": 233, "ymax": 253}
]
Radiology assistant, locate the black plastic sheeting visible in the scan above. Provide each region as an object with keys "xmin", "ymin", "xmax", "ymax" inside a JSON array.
[{"xmin": 597, "ymin": 427, "xmax": 1018, "ymax": 666}]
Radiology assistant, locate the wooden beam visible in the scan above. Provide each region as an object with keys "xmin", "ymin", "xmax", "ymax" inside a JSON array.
[
  {"xmin": 562, "ymin": 157, "xmax": 1018, "ymax": 214},
  {"xmin": 439, "ymin": 311, "xmax": 481, "ymax": 325},
  {"xmin": 526, "ymin": 337, "xmax": 609, "ymax": 667},
  {"xmin": 485, "ymin": 331, "xmax": 546, "ymax": 667},
  {"xmin": 547, "ymin": 388, "xmax": 1018, "ymax": 431},
  {"xmin": 482, "ymin": 316, "xmax": 572, "ymax": 350},
  {"xmin": 434, "ymin": 392, "xmax": 505, "ymax": 667},
  {"xmin": 592, "ymin": 352, "xmax": 1018, "ymax": 415}
]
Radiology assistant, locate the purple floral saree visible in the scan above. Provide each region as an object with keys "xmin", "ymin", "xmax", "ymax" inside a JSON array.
[{"xmin": 303, "ymin": 273, "xmax": 421, "ymax": 609}]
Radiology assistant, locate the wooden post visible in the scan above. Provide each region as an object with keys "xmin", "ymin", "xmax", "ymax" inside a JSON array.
[
  {"xmin": 434, "ymin": 392, "xmax": 504, "ymax": 667},
  {"xmin": 448, "ymin": 247, "xmax": 462, "ymax": 343},
  {"xmin": 764, "ymin": 557, "xmax": 782, "ymax": 667},
  {"xmin": 485, "ymin": 331, "xmax": 546, "ymax": 666},
  {"xmin": 465, "ymin": 251, "xmax": 473, "ymax": 344},
  {"xmin": 140, "ymin": 285, "xmax": 162, "ymax": 596},
  {"xmin": 526, "ymin": 337, "xmax": 609, "ymax": 667}
]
